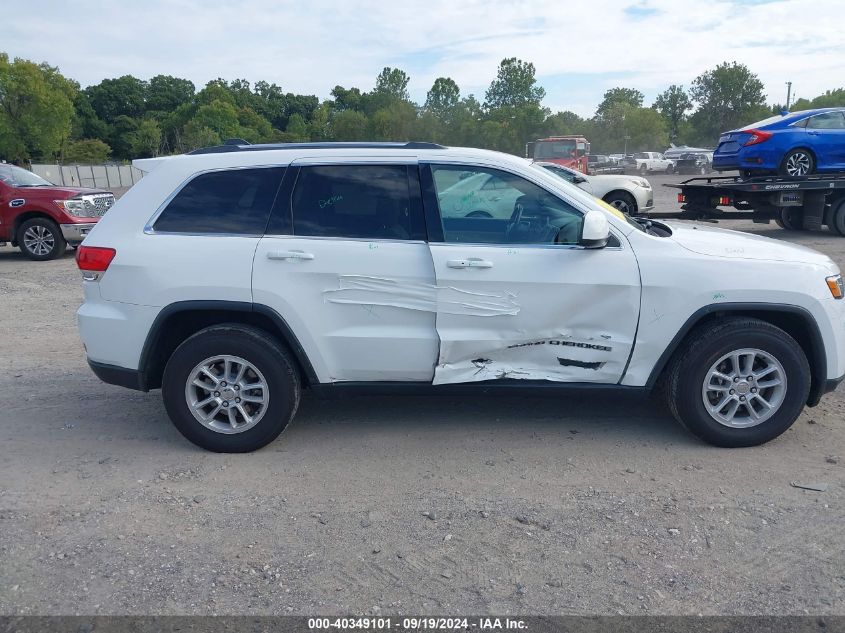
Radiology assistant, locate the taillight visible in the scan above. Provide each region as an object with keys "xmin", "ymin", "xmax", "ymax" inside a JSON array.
[
  {"xmin": 76, "ymin": 246, "xmax": 116, "ymax": 273},
  {"xmin": 743, "ymin": 129, "xmax": 773, "ymax": 146}
]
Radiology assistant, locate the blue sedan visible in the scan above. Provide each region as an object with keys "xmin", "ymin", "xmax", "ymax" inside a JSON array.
[{"xmin": 713, "ymin": 108, "xmax": 845, "ymax": 177}]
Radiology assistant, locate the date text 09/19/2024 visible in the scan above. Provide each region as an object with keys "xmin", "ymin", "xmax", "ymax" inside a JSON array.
[{"xmin": 307, "ymin": 617, "xmax": 528, "ymax": 630}]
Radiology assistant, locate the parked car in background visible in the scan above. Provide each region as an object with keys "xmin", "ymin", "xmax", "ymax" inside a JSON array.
[
  {"xmin": 713, "ymin": 108, "xmax": 845, "ymax": 177},
  {"xmin": 587, "ymin": 154, "xmax": 624, "ymax": 175},
  {"xmin": 664, "ymin": 145, "xmax": 714, "ymax": 161},
  {"xmin": 0, "ymin": 163, "xmax": 115, "ymax": 260},
  {"xmin": 534, "ymin": 161, "xmax": 653, "ymax": 215},
  {"xmin": 628, "ymin": 152, "xmax": 675, "ymax": 174},
  {"xmin": 673, "ymin": 152, "xmax": 713, "ymax": 175}
]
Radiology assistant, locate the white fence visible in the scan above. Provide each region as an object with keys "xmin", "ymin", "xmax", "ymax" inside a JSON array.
[{"xmin": 31, "ymin": 164, "xmax": 145, "ymax": 190}]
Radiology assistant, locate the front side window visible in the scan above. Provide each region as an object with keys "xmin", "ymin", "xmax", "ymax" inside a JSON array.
[
  {"xmin": 0, "ymin": 164, "xmax": 53, "ymax": 187},
  {"xmin": 290, "ymin": 165, "xmax": 417, "ymax": 240},
  {"xmin": 535, "ymin": 141, "xmax": 576, "ymax": 159},
  {"xmin": 541, "ymin": 164, "xmax": 578, "ymax": 183},
  {"xmin": 153, "ymin": 167, "xmax": 284, "ymax": 234},
  {"xmin": 430, "ymin": 164, "xmax": 583, "ymax": 245},
  {"xmin": 806, "ymin": 112, "xmax": 845, "ymax": 129}
]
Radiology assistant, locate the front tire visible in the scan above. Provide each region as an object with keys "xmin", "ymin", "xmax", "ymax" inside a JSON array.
[
  {"xmin": 162, "ymin": 324, "xmax": 301, "ymax": 452},
  {"xmin": 603, "ymin": 191, "xmax": 638, "ymax": 216},
  {"xmin": 779, "ymin": 149, "xmax": 815, "ymax": 176},
  {"xmin": 666, "ymin": 318, "xmax": 810, "ymax": 447},
  {"xmin": 639, "ymin": 164, "xmax": 647, "ymax": 176},
  {"xmin": 17, "ymin": 218, "xmax": 66, "ymax": 261}
]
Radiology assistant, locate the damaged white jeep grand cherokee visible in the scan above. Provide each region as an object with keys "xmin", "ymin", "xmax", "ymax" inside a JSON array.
[{"xmin": 76, "ymin": 142, "xmax": 845, "ymax": 452}]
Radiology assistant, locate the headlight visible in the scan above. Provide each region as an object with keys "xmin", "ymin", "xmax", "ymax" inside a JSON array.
[
  {"xmin": 827, "ymin": 274, "xmax": 843, "ymax": 299},
  {"xmin": 55, "ymin": 198, "xmax": 95, "ymax": 217},
  {"xmin": 630, "ymin": 178, "xmax": 651, "ymax": 188}
]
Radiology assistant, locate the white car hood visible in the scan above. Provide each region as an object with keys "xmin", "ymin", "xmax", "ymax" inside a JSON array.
[{"xmin": 665, "ymin": 221, "xmax": 834, "ymax": 267}]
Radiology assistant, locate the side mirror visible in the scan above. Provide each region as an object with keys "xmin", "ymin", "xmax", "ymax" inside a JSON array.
[{"xmin": 579, "ymin": 208, "xmax": 610, "ymax": 249}]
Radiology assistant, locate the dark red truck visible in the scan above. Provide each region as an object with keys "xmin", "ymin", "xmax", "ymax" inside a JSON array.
[{"xmin": 0, "ymin": 163, "xmax": 115, "ymax": 260}]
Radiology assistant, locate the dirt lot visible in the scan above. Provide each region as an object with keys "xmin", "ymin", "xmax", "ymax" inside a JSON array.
[{"xmin": 0, "ymin": 173, "xmax": 843, "ymax": 615}]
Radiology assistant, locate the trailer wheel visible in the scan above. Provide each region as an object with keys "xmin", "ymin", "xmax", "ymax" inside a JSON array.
[
  {"xmin": 828, "ymin": 198, "xmax": 845, "ymax": 236},
  {"xmin": 774, "ymin": 207, "xmax": 804, "ymax": 231}
]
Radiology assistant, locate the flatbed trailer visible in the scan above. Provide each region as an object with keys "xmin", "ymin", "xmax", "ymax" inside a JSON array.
[{"xmin": 663, "ymin": 173, "xmax": 845, "ymax": 235}]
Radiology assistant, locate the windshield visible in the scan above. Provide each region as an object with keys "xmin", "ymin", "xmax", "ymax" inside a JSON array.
[
  {"xmin": 534, "ymin": 140, "xmax": 576, "ymax": 159},
  {"xmin": 0, "ymin": 164, "xmax": 53, "ymax": 187}
]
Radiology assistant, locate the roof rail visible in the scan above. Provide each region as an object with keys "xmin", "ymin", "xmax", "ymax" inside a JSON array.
[{"xmin": 187, "ymin": 141, "xmax": 446, "ymax": 155}]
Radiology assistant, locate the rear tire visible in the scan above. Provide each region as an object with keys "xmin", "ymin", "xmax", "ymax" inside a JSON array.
[
  {"xmin": 827, "ymin": 197, "xmax": 845, "ymax": 236},
  {"xmin": 162, "ymin": 324, "xmax": 301, "ymax": 452},
  {"xmin": 779, "ymin": 149, "xmax": 815, "ymax": 176},
  {"xmin": 665, "ymin": 318, "xmax": 810, "ymax": 447},
  {"xmin": 774, "ymin": 207, "xmax": 805, "ymax": 230},
  {"xmin": 639, "ymin": 164, "xmax": 647, "ymax": 176},
  {"xmin": 17, "ymin": 218, "xmax": 66, "ymax": 261}
]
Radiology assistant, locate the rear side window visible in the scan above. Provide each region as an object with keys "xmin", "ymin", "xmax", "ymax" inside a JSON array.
[
  {"xmin": 153, "ymin": 167, "xmax": 285, "ymax": 234},
  {"xmin": 806, "ymin": 111, "xmax": 845, "ymax": 130},
  {"xmin": 290, "ymin": 165, "xmax": 420, "ymax": 240}
]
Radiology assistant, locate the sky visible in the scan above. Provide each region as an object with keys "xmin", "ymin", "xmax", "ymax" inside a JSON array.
[{"xmin": 5, "ymin": 0, "xmax": 844, "ymax": 117}]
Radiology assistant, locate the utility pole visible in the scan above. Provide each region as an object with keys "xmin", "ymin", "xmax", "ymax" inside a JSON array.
[{"xmin": 785, "ymin": 81, "xmax": 792, "ymax": 109}]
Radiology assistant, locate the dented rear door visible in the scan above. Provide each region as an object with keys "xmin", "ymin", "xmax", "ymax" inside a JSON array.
[{"xmin": 423, "ymin": 163, "xmax": 641, "ymax": 385}]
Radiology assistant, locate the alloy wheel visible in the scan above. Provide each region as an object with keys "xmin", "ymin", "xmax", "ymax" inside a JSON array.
[
  {"xmin": 23, "ymin": 225, "xmax": 55, "ymax": 257},
  {"xmin": 785, "ymin": 152, "xmax": 811, "ymax": 176},
  {"xmin": 701, "ymin": 348, "xmax": 787, "ymax": 428},
  {"xmin": 184, "ymin": 355, "xmax": 269, "ymax": 434}
]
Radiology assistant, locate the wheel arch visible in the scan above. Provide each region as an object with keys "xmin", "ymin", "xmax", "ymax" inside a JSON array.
[
  {"xmin": 646, "ymin": 303, "xmax": 827, "ymax": 406},
  {"xmin": 11, "ymin": 211, "xmax": 61, "ymax": 244},
  {"xmin": 602, "ymin": 189, "xmax": 638, "ymax": 213},
  {"xmin": 138, "ymin": 300, "xmax": 319, "ymax": 391},
  {"xmin": 781, "ymin": 145, "xmax": 817, "ymax": 168}
]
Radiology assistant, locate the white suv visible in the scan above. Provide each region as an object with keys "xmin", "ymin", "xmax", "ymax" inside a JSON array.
[{"xmin": 76, "ymin": 141, "xmax": 845, "ymax": 452}]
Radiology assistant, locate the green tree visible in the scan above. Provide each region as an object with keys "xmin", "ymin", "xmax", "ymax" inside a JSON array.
[
  {"xmin": 689, "ymin": 61, "xmax": 767, "ymax": 145},
  {"xmin": 71, "ymin": 91, "xmax": 110, "ymax": 141},
  {"xmin": 146, "ymin": 75, "xmax": 195, "ymax": 113},
  {"xmin": 596, "ymin": 87, "xmax": 644, "ymax": 119},
  {"xmin": 0, "ymin": 54, "xmax": 76, "ymax": 162},
  {"xmin": 85, "ymin": 75, "xmax": 146, "ymax": 122},
  {"xmin": 425, "ymin": 77, "xmax": 460, "ymax": 120},
  {"xmin": 108, "ymin": 115, "xmax": 140, "ymax": 159},
  {"xmin": 127, "ymin": 118, "xmax": 161, "ymax": 158},
  {"xmin": 652, "ymin": 84, "xmax": 691, "ymax": 143},
  {"xmin": 308, "ymin": 103, "xmax": 332, "ymax": 140},
  {"xmin": 332, "ymin": 110, "xmax": 369, "ymax": 140},
  {"xmin": 544, "ymin": 110, "xmax": 586, "ymax": 136},
  {"xmin": 374, "ymin": 67, "xmax": 411, "ymax": 102},
  {"xmin": 589, "ymin": 104, "xmax": 667, "ymax": 153},
  {"xmin": 484, "ymin": 58, "xmax": 545, "ymax": 109},
  {"xmin": 285, "ymin": 113, "xmax": 309, "ymax": 141},
  {"xmin": 63, "ymin": 138, "xmax": 111, "ymax": 163},
  {"xmin": 330, "ymin": 85, "xmax": 364, "ymax": 112}
]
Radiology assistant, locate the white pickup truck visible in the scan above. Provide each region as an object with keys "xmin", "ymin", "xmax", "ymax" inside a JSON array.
[{"xmin": 631, "ymin": 151, "xmax": 675, "ymax": 174}]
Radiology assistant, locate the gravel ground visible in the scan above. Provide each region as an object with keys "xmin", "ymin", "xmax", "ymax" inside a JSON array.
[{"xmin": 0, "ymin": 172, "xmax": 843, "ymax": 615}]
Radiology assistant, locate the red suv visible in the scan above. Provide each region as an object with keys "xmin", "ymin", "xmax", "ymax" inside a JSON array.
[{"xmin": 0, "ymin": 163, "xmax": 115, "ymax": 260}]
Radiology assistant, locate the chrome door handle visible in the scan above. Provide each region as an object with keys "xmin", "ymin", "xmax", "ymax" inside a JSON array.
[
  {"xmin": 267, "ymin": 250, "xmax": 315, "ymax": 261},
  {"xmin": 447, "ymin": 258, "xmax": 493, "ymax": 269}
]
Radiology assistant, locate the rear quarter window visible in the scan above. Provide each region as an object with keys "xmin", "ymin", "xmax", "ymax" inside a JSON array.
[{"xmin": 153, "ymin": 167, "xmax": 285, "ymax": 234}]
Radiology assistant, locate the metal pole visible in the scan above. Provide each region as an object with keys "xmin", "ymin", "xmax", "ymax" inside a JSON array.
[{"xmin": 785, "ymin": 82, "xmax": 792, "ymax": 109}]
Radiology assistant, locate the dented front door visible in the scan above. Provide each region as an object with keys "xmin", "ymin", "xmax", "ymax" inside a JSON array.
[{"xmin": 425, "ymin": 164, "xmax": 641, "ymax": 385}]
